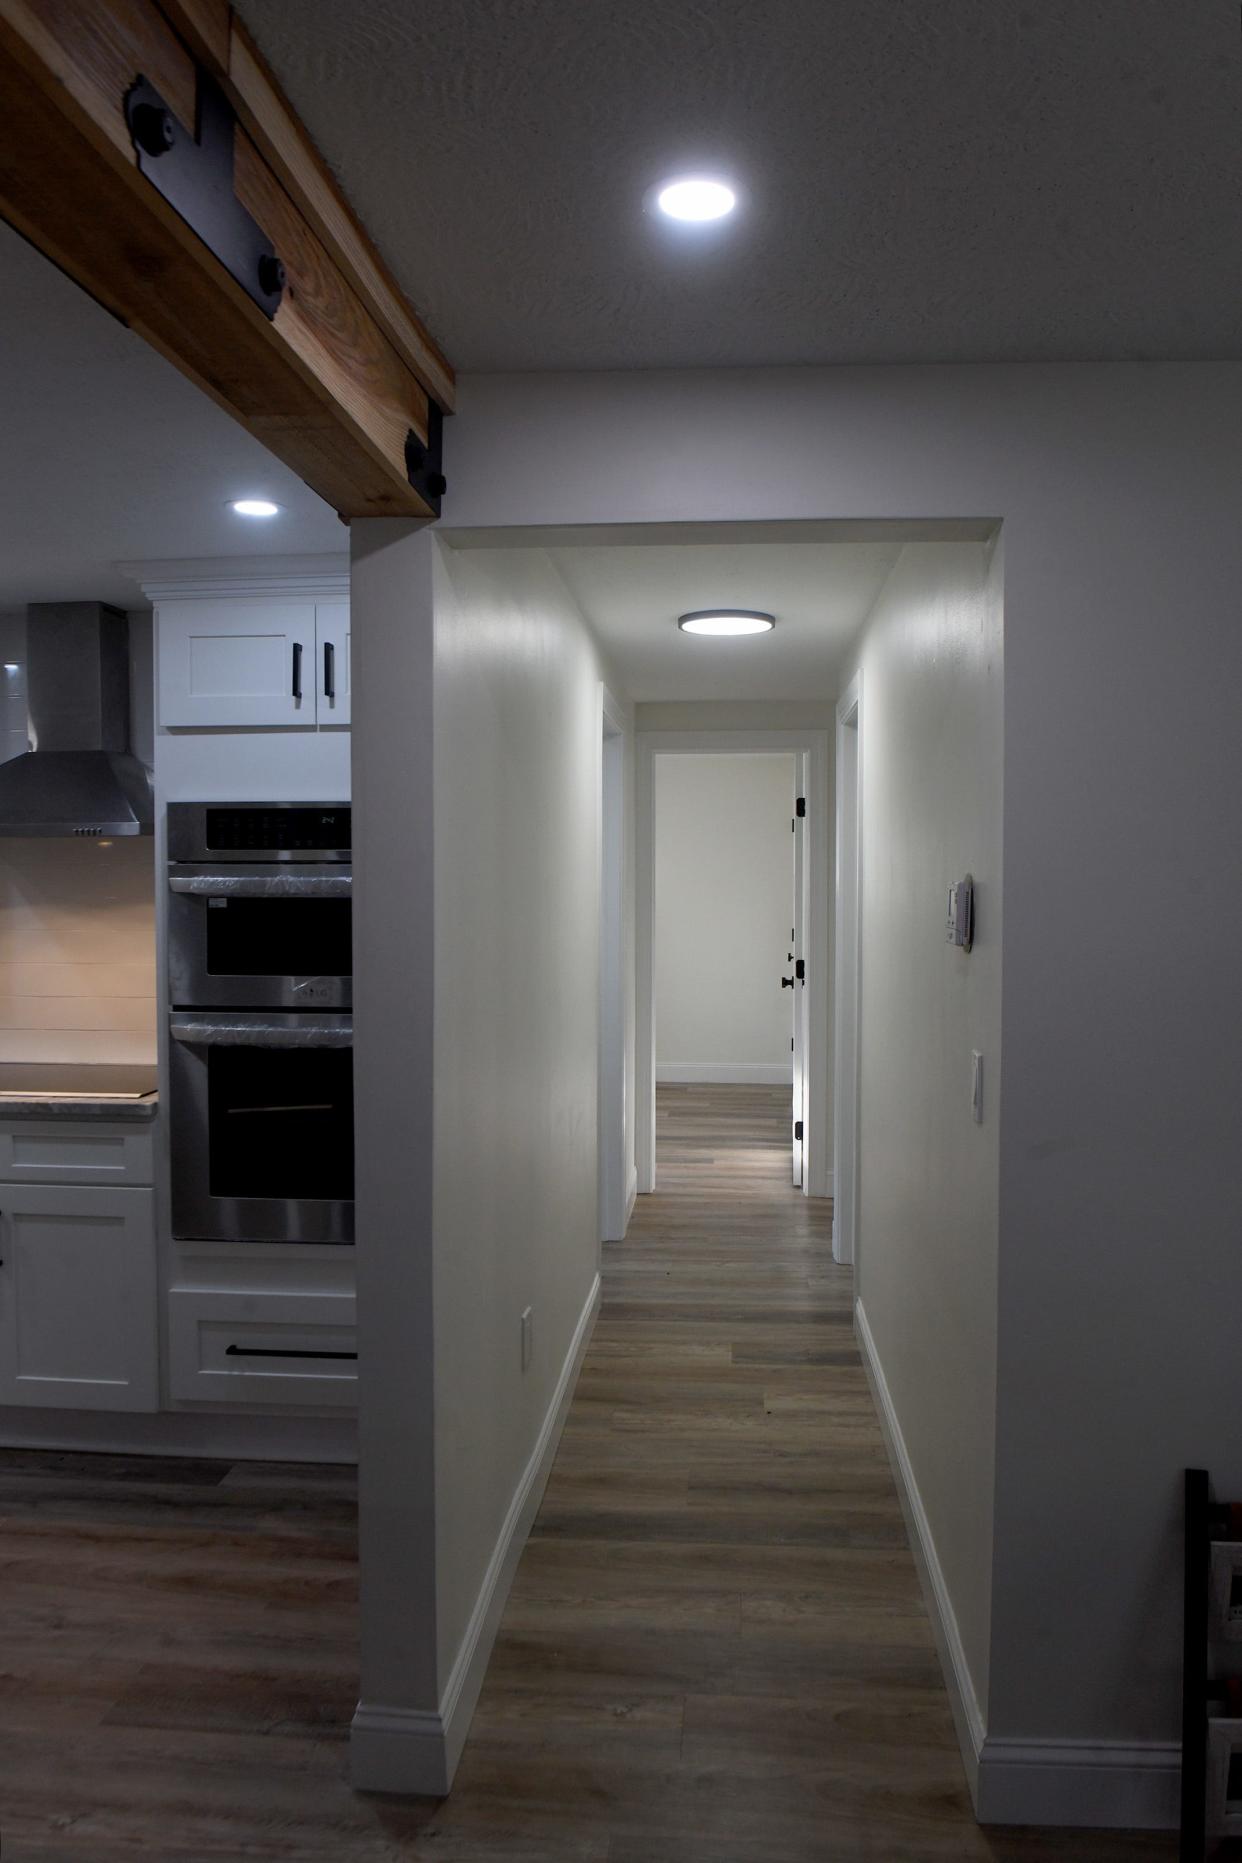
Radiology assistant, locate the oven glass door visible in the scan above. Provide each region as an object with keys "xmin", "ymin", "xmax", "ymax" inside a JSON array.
[
  {"xmin": 168, "ymin": 868, "xmax": 352, "ymax": 1009},
  {"xmin": 170, "ymin": 1014, "xmax": 354, "ymax": 1244}
]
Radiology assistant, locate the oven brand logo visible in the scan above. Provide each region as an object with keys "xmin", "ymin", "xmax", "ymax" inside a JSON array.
[{"xmin": 291, "ymin": 976, "xmax": 335, "ymax": 1003}]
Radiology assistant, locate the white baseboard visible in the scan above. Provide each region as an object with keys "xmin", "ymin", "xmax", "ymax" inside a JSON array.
[
  {"xmin": 854, "ymin": 1298, "xmax": 986, "ymax": 1802},
  {"xmin": 657, "ymin": 1063, "xmax": 793, "ymax": 1085},
  {"xmin": 624, "ymin": 1167, "xmax": 638, "ymax": 1230},
  {"xmin": 974, "ymin": 1738, "xmax": 1179, "ymax": 1829},
  {"xmin": 0, "ymin": 1407, "xmax": 358, "ymax": 1463},
  {"xmin": 351, "ymin": 1270, "xmax": 602, "ymax": 1797},
  {"xmin": 855, "ymin": 1298, "xmax": 1179, "ymax": 1831}
]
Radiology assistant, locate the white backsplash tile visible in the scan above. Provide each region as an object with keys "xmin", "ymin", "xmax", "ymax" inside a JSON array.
[{"xmin": 0, "ymin": 837, "xmax": 155, "ymax": 1064}]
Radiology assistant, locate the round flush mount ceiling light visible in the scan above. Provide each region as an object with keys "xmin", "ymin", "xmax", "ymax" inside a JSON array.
[
  {"xmin": 678, "ymin": 609, "xmax": 775, "ymax": 636},
  {"xmin": 655, "ymin": 177, "xmax": 737, "ymax": 222},
  {"xmin": 230, "ymin": 498, "xmax": 281, "ymax": 518}
]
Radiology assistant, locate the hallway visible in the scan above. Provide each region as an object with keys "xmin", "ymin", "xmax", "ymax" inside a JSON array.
[{"xmin": 429, "ymin": 1085, "xmax": 1174, "ymax": 1860}]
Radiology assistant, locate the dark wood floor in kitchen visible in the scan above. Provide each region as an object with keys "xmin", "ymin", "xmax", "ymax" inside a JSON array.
[{"xmin": 0, "ymin": 1085, "xmax": 1174, "ymax": 1861}]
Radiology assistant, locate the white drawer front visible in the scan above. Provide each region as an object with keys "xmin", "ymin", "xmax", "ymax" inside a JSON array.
[
  {"xmin": 0, "ymin": 1123, "xmax": 155, "ymax": 1186},
  {"xmin": 168, "ymin": 1288, "xmax": 357, "ymax": 1409}
]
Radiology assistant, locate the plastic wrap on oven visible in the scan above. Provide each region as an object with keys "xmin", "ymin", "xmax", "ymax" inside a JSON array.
[
  {"xmin": 169, "ymin": 1019, "xmax": 353, "ymax": 1049},
  {"xmin": 168, "ymin": 873, "xmax": 351, "ymax": 897}
]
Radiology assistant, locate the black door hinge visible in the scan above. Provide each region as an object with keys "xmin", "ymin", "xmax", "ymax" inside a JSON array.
[
  {"xmin": 405, "ymin": 402, "xmax": 447, "ymax": 516},
  {"xmin": 124, "ymin": 71, "xmax": 285, "ymax": 318},
  {"xmin": 795, "ymin": 958, "xmax": 805, "ymax": 982},
  {"xmin": 794, "ymin": 1120, "xmax": 804, "ymax": 1141},
  {"xmin": 795, "ymin": 797, "xmax": 806, "ymax": 817}
]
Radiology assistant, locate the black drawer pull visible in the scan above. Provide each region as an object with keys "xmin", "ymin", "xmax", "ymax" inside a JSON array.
[{"xmin": 225, "ymin": 1345, "xmax": 357, "ymax": 1361}]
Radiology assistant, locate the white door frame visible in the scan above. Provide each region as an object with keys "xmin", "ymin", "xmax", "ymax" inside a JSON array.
[
  {"xmin": 635, "ymin": 727, "xmax": 831, "ymax": 1199},
  {"xmin": 832, "ymin": 676, "xmax": 862, "ymax": 1265},
  {"xmin": 598, "ymin": 683, "xmax": 629, "ymax": 1242}
]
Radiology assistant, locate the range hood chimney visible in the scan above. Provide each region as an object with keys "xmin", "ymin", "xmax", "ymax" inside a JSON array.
[{"xmin": 0, "ymin": 603, "xmax": 153, "ymax": 836}]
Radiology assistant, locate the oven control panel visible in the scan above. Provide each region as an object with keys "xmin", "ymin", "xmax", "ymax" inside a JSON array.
[{"xmin": 168, "ymin": 803, "xmax": 351, "ymax": 862}]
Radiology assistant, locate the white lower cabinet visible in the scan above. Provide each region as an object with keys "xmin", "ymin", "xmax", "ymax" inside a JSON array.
[
  {"xmin": 168, "ymin": 1287, "xmax": 357, "ymax": 1408},
  {"xmin": 0, "ymin": 1184, "xmax": 158, "ymax": 1412}
]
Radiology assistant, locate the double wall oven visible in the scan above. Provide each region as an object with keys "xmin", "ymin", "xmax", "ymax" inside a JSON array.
[{"xmin": 167, "ymin": 803, "xmax": 353, "ymax": 1245}]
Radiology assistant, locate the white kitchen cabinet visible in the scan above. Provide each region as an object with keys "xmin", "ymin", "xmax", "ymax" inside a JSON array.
[
  {"xmin": 158, "ymin": 597, "xmax": 350, "ymax": 730},
  {"xmin": 0, "ymin": 1183, "xmax": 158, "ymax": 1412},
  {"xmin": 158, "ymin": 599, "xmax": 316, "ymax": 729}
]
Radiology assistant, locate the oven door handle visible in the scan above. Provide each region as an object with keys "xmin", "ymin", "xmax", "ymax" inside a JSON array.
[
  {"xmin": 169, "ymin": 1018, "xmax": 353, "ymax": 1050},
  {"xmin": 168, "ymin": 873, "xmax": 352, "ymax": 897}
]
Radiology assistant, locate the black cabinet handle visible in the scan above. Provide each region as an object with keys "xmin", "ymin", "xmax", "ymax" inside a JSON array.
[
  {"xmin": 225, "ymin": 1344, "xmax": 357, "ymax": 1361},
  {"xmin": 291, "ymin": 640, "xmax": 303, "ymax": 701},
  {"xmin": 323, "ymin": 639, "xmax": 335, "ymax": 701}
]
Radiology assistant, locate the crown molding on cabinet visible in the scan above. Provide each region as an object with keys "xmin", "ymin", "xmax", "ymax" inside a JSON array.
[{"xmin": 118, "ymin": 555, "xmax": 351, "ymax": 603}]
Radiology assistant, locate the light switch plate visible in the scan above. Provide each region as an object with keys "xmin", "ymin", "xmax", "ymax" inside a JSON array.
[{"xmin": 947, "ymin": 875, "xmax": 974, "ymax": 951}]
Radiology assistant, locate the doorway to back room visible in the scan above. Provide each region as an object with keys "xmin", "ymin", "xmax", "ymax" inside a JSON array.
[{"xmin": 653, "ymin": 750, "xmax": 801, "ymax": 1184}]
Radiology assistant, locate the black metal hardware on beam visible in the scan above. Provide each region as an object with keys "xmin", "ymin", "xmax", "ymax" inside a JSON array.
[
  {"xmin": 795, "ymin": 958, "xmax": 806, "ymax": 983},
  {"xmin": 124, "ymin": 71, "xmax": 285, "ymax": 318},
  {"xmin": 795, "ymin": 797, "xmax": 806, "ymax": 817},
  {"xmin": 406, "ymin": 402, "xmax": 447, "ymax": 515}
]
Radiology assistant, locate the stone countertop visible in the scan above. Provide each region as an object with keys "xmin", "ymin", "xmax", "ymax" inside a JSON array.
[{"xmin": 0, "ymin": 1063, "xmax": 159, "ymax": 1123}]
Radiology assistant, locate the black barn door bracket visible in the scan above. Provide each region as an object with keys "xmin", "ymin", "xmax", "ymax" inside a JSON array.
[
  {"xmin": 124, "ymin": 70, "xmax": 285, "ymax": 319},
  {"xmin": 405, "ymin": 404, "xmax": 447, "ymax": 515}
]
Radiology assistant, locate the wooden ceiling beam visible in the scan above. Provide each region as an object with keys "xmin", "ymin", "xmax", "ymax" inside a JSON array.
[{"xmin": 0, "ymin": 0, "xmax": 453, "ymax": 521}]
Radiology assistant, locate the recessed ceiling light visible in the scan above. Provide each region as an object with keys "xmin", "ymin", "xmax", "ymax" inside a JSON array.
[
  {"xmin": 678, "ymin": 610, "xmax": 775, "ymax": 636},
  {"xmin": 230, "ymin": 498, "xmax": 281, "ymax": 518},
  {"xmin": 656, "ymin": 177, "xmax": 737, "ymax": 223}
]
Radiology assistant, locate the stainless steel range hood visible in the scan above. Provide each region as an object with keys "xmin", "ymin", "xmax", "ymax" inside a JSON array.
[{"xmin": 0, "ymin": 603, "xmax": 153, "ymax": 837}]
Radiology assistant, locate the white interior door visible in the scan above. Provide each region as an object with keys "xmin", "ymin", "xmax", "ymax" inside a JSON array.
[{"xmin": 790, "ymin": 768, "xmax": 807, "ymax": 1187}]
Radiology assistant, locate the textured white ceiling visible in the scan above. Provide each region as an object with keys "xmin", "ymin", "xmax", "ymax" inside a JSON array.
[
  {"xmin": 538, "ymin": 537, "xmax": 905, "ymax": 700},
  {"xmin": 238, "ymin": 0, "xmax": 1242, "ymax": 371},
  {"xmin": 0, "ymin": 225, "xmax": 342, "ymax": 609}
]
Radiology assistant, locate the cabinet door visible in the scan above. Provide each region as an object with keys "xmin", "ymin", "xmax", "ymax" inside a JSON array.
[
  {"xmin": 315, "ymin": 602, "xmax": 351, "ymax": 727},
  {"xmin": 158, "ymin": 600, "xmax": 315, "ymax": 728},
  {"xmin": 0, "ymin": 1185, "xmax": 157, "ymax": 1411}
]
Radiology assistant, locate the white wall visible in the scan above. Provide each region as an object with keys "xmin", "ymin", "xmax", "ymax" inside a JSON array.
[
  {"xmin": 845, "ymin": 539, "xmax": 1003, "ymax": 1727},
  {"xmin": 431, "ymin": 541, "xmax": 627, "ymax": 1676},
  {"xmin": 350, "ymin": 528, "xmax": 634, "ymax": 1791},
  {"xmin": 654, "ymin": 752, "xmax": 794, "ymax": 1082},
  {"xmin": 433, "ymin": 361, "xmax": 1242, "ymax": 1825}
]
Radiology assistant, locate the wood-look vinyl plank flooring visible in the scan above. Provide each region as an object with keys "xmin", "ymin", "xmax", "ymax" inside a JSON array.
[{"xmin": 0, "ymin": 1084, "xmax": 1175, "ymax": 1859}]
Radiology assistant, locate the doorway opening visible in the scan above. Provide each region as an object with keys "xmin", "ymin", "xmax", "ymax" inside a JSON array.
[
  {"xmin": 598, "ymin": 684, "xmax": 629, "ymax": 1243},
  {"xmin": 650, "ymin": 749, "xmax": 799, "ymax": 1184},
  {"xmin": 833, "ymin": 675, "xmax": 860, "ymax": 1266},
  {"xmin": 635, "ymin": 727, "xmax": 830, "ymax": 1200}
]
